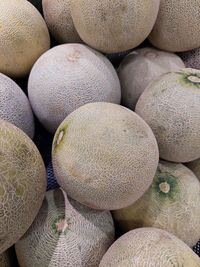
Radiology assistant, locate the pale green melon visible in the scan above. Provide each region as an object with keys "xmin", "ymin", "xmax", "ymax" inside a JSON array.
[
  {"xmin": 52, "ymin": 102, "xmax": 159, "ymax": 210},
  {"xmin": 113, "ymin": 160, "xmax": 200, "ymax": 247},
  {"xmin": 70, "ymin": 0, "xmax": 160, "ymax": 53},
  {"xmin": 136, "ymin": 68, "xmax": 200, "ymax": 162},
  {"xmin": 0, "ymin": 119, "xmax": 46, "ymax": 254},
  {"xmin": 15, "ymin": 188, "xmax": 115, "ymax": 267},
  {"xmin": 118, "ymin": 47, "xmax": 185, "ymax": 110},
  {"xmin": 99, "ymin": 228, "xmax": 200, "ymax": 266}
]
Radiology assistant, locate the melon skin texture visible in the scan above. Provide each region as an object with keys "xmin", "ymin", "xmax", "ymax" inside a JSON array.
[
  {"xmin": 113, "ymin": 160, "xmax": 200, "ymax": 247},
  {"xmin": 42, "ymin": 0, "xmax": 81, "ymax": 43},
  {"xmin": 28, "ymin": 43, "xmax": 121, "ymax": 133},
  {"xmin": 136, "ymin": 68, "xmax": 200, "ymax": 163},
  {"xmin": 15, "ymin": 188, "xmax": 115, "ymax": 267},
  {"xmin": 178, "ymin": 48, "xmax": 200, "ymax": 70},
  {"xmin": 70, "ymin": 0, "xmax": 160, "ymax": 53},
  {"xmin": 118, "ymin": 47, "xmax": 185, "ymax": 110},
  {"xmin": 99, "ymin": 228, "xmax": 200, "ymax": 267},
  {"xmin": 0, "ymin": 119, "xmax": 46, "ymax": 254},
  {"xmin": 186, "ymin": 158, "xmax": 200, "ymax": 182},
  {"xmin": 0, "ymin": 0, "xmax": 50, "ymax": 78},
  {"xmin": 52, "ymin": 102, "xmax": 159, "ymax": 210},
  {"xmin": 149, "ymin": 0, "xmax": 200, "ymax": 52},
  {"xmin": 0, "ymin": 247, "xmax": 16, "ymax": 267},
  {"xmin": 0, "ymin": 73, "xmax": 34, "ymax": 139}
]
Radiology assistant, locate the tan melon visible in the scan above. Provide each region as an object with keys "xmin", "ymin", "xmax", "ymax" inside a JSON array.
[
  {"xmin": 15, "ymin": 188, "xmax": 115, "ymax": 267},
  {"xmin": 28, "ymin": 43, "xmax": 121, "ymax": 133},
  {"xmin": 99, "ymin": 228, "xmax": 200, "ymax": 266},
  {"xmin": 178, "ymin": 48, "xmax": 200, "ymax": 70},
  {"xmin": 148, "ymin": 0, "xmax": 200, "ymax": 52},
  {"xmin": 0, "ymin": 73, "xmax": 34, "ymax": 139},
  {"xmin": 0, "ymin": 247, "xmax": 16, "ymax": 267},
  {"xmin": 186, "ymin": 158, "xmax": 200, "ymax": 181},
  {"xmin": 135, "ymin": 68, "xmax": 200, "ymax": 163},
  {"xmin": 42, "ymin": 0, "xmax": 81, "ymax": 43},
  {"xmin": 70, "ymin": 0, "xmax": 160, "ymax": 53},
  {"xmin": 52, "ymin": 102, "xmax": 159, "ymax": 210},
  {"xmin": 0, "ymin": 0, "xmax": 50, "ymax": 78},
  {"xmin": 113, "ymin": 160, "xmax": 200, "ymax": 247},
  {"xmin": 118, "ymin": 47, "xmax": 185, "ymax": 110},
  {"xmin": 0, "ymin": 119, "xmax": 46, "ymax": 253}
]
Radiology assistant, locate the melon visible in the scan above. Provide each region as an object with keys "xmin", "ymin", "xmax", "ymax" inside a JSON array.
[
  {"xmin": 0, "ymin": 119, "xmax": 46, "ymax": 253},
  {"xmin": 28, "ymin": 0, "xmax": 42, "ymax": 13},
  {"xmin": 52, "ymin": 102, "xmax": 159, "ymax": 210},
  {"xmin": 113, "ymin": 160, "xmax": 200, "ymax": 247},
  {"xmin": 15, "ymin": 188, "xmax": 115, "ymax": 267},
  {"xmin": 186, "ymin": 158, "xmax": 200, "ymax": 181},
  {"xmin": 99, "ymin": 228, "xmax": 200, "ymax": 266},
  {"xmin": 148, "ymin": 0, "xmax": 200, "ymax": 52},
  {"xmin": 178, "ymin": 48, "xmax": 200, "ymax": 70},
  {"xmin": 135, "ymin": 68, "xmax": 200, "ymax": 163},
  {"xmin": 70, "ymin": 0, "xmax": 160, "ymax": 53},
  {"xmin": 43, "ymin": 0, "xmax": 81, "ymax": 43},
  {"xmin": 0, "ymin": 73, "xmax": 35, "ymax": 139},
  {"xmin": 0, "ymin": 0, "xmax": 50, "ymax": 78},
  {"xmin": 0, "ymin": 247, "xmax": 16, "ymax": 267},
  {"xmin": 28, "ymin": 43, "xmax": 121, "ymax": 133},
  {"xmin": 118, "ymin": 47, "xmax": 185, "ymax": 110}
]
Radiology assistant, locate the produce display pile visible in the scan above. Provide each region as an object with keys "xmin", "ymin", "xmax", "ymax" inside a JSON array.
[{"xmin": 1, "ymin": 0, "xmax": 200, "ymax": 266}]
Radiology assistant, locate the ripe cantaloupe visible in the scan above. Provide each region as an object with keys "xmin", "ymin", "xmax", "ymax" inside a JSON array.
[
  {"xmin": 136, "ymin": 68, "xmax": 200, "ymax": 163},
  {"xmin": 42, "ymin": 0, "xmax": 81, "ymax": 43},
  {"xmin": 186, "ymin": 158, "xmax": 200, "ymax": 182},
  {"xmin": 0, "ymin": 73, "xmax": 35, "ymax": 139},
  {"xmin": 15, "ymin": 188, "xmax": 115, "ymax": 267},
  {"xmin": 118, "ymin": 47, "xmax": 185, "ymax": 110},
  {"xmin": 0, "ymin": 0, "xmax": 50, "ymax": 78},
  {"xmin": 178, "ymin": 48, "xmax": 200, "ymax": 70},
  {"xmin": 0, "ymin": 119, "xmax": 46, "ymax": 253},
  {"xmin": 99, "ymin": 228, "xmax": 200, "ymax": 266},
  {"xmin": 113, "ymin": 160, "xmax": 200, "ymax": 247},
  {"xmin": 0, "ymin": 247, "xmax": 16, "ymax": 267},
  {"xmin": 52, "ymin": 102, "xmax": 159, "ymax": 210},
  {"xmin": 28, "ymin": 43, "xmax": 121, "ymax": 133},
  {"xmin": 70, "ymin": 0, "xmax": 160, "ymax": 53},
  {"xmin": 148, "ymin": 0, "xmax": 200, "ymax": 52},
  {"xmin": 28, "ymin": 0, "xmax": 42, "ymax": 13}
]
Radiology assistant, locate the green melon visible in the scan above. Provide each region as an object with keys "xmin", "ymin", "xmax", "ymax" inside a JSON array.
[
  {"xmin": 99, "ymin": 228, "xmax": 200, "ymax": 266},
  {"xmin": 0, "ymin": 119, "xmax": 46, "ymax": 253},
  {"xmin": 113, "ymin": 160, "xmax": 200, "ymax": 247},
  {"xmin": 136, "ymin": 68, "xmax": 200, "ymax": 162},
  {"xmin": 52, "ymin": 102, "xmax": 159, "ymax": 210},
  {"xmin": 15, "ymin": 188, "xmax": 115, "ymax": 267}
]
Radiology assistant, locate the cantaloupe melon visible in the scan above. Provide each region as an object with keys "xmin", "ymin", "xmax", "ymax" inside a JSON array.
[
  {"xmin": 148, "ymin": 0, "xmax": 200, "ymax": 52},
  {"xmin": 99, "ymin": 228, "xmax": 200, "ymax": 266},
  {"xmin": 28, "ymin": 43, "xmax": 121, "ymax": 133},
  {"xmin": 52, "ymin": 102, "xmax": 159, "ymax": 210},
  {"xmin": 178, "ymin": 48, "xmax": 200, "ymax": 70},
  {"xmin": 28, "ymin": 0, "xmax": 42, "ymax": 13},
  {"xmin": 15, "ymin": 188, "xmax": 115, "ymax": 267},
  {"xmin": 43, "ymin": 0, "xmax": 81, "ymax": 43},
  {"xmin": 118, "ymin": 47, "xmax": 185, "ymax": 110},
  {"xmin": 70, "ymin": 0, "xmax": 160, "ymax": 53},
  {"xmin": 113, "ymin": 160, "xmax": 200, "ymax": 247},
  {"xmin": 0, "ymin": 247, "xmax": 16, "ymax": 267},
  {"xmin": 0, "ymin": 73, "xmax": 35, "ymax": 139},
  {"xmin": 136, "ymin": 68, "xmax": 200, "ymax": 163},
  {"xmin": 0, "ymin": 0, "xmax": 50, "ymax": 78},
  {"xmin": 186, "ymin": 158, "xmax": 200, "ymax": 182},
  {"xmin": 0, "ymin": 119, "xmax": 46, "ymax": 253}
]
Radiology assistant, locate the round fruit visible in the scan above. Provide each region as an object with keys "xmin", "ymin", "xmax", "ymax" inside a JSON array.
[
  {"xmin": 178, "ymin": 48, "xmax": 200, "ymax": 70},
  {"xmin": 118, "ymin": 47, "xmax": 185, "ymax": 110},
  {"xmin": 136, "ymin": 68, "xmax": 200, "ymax": 163},
  {"xmin": 186, "ymin": 158, "xmax": 200, "ymax": 181},
  {"xmin": 70, "ymin": 0, "xmax": 160, "ymax": 53},
  {"xmin": 28, "ymin": 43, "xmax": 121, "ymax": 133},
  {"xmin": 113, "ymin": 160, "xmax": 200, "ymax": 247},
  {"xmin": 99, "ymin": 228, "xmax": 200, "ymax": 266},
  {"xmin": 149, "ymin": 0, "xmax": 200, "ymax": 52},
  {"xmin": 0, "ymin": 73, "xmax": 34, "ymax": 139},
  {"xmin": 43, "ymin": 0, "xmax": 81, "ymax": 43},
  {"xmin": 0, "ymin": 0, "xmax": 50, "ymax": 78},
  {"xmin": 0, "ymin": 248, "xmax": 16, "ymax": 267},
  {"xmin": 0, "ymin": 119, "xmax": 46, "ymax": 253},
  {"xmin": 15, "ymin": 188, "xmax": 115, "ymax": 267},
  {"xmin": 52, "ymin": 102, "xmax": 159, "ymax": 210}
]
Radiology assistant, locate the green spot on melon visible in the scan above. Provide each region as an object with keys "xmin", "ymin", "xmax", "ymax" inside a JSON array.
[
  {"xmin": 176, "ymin": 71, "xmax": 200, "ymax": 89},
  {"xmin": 52, "ymin": 215, "xmax": 71, "ymax": 235},
  {"xmin": 54, "ymin": 122, "xmax": 70, "ymax": 152}
]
